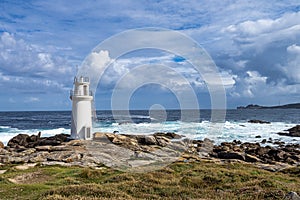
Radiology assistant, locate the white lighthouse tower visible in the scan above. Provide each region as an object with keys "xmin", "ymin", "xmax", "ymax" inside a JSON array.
[{"xmin": 70, "ymin": 76, "xmax": 93, "ymax": 140}]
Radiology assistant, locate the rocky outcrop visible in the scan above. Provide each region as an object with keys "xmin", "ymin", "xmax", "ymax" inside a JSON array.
[
  {"xmin": 0, "ymin": 141, "xmax": 4, "ymax": 149},
  {"xmin": 248, "ymin": 119, "xmax": 270, "ymax": 124},
  {"xmin": 1, "ymin": 132, "xmax": 299, "ymax": 172},
  {"xmin": 94, "ymin": 132, "xmax": 174, "ymax": 151},
  {"xmin": 278, "ymin": 125, "xmax": 300, "ymax": 137},
  {"xmin": 206, "ymin": 141, "xmax": 300, "ymax": 167},
  {"xmin": 0, "ymin": 132, "xmax": 185, "ymax": 170},
  {"xmin": 7, "ymin": 133, "xmax": 70, "ymax": 148},
  {"xmin": 1, "ymin": 136, "xmax": 100, "ymax": 168}
]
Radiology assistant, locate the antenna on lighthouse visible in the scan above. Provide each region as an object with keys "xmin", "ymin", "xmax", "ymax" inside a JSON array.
[{"xmin": 70, "ymin": 75, "xmax": 93, "ymax": 140}]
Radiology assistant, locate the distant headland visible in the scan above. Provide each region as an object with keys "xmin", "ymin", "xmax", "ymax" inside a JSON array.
[{"xmin": 237, "ymin": 103, "xmax": 300, "ymax": 109}]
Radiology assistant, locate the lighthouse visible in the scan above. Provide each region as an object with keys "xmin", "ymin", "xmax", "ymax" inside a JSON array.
[{"xmin": 70, "ymin": 76, "xmax": 93, "ymax": 140}]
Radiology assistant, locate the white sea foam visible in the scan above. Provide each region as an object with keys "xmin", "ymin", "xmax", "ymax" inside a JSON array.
[
  {"xmin": 1, "ymin": 121, "xmax": 298, "ymax": 146},
  {"xmin": 93, "ymin": 121, "xmax": 299, "ymax": 145}
]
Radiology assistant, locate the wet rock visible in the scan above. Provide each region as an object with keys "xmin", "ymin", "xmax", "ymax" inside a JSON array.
[
  {"xmin": 7, "ymin": 133, "xmax": 70, "ymax": 148},
  {"xmin": 233, "ymin": 140, "xmax": 242, "ymax": 145},
  {"xmin": 290, "ymin": 155, "xmax": 300, "ymax": 162},
  {"xmin": 287, "ymin": 125, "xmax": 300, "ymax": 134},
  {"xmin": 255, "ymin": 135, "xmax": 262, "ymax": 138},
  {"xmin": 248, "ymin": 119, "xmax": 271, "ymax": 124},
  {"xmin": 255, "ymin": 146, "xmax": 270, "ymax": 156},
  {"xmin": 285, "ymin": 157, "xmax": 297, "ymax": 165},
  {"xmin": 274, "ymin": 141, "xmax": 285, "ymax": 145},
  {"xmin": 278, "ymin": 125, "xmax": 300, "ymax": 137},
  {"xmin": 36, "ymin": 139, "xmax": 61, "ymax": 146},
  {"xmin": 153, "ymin": 132, "xmax": 182, "ymax": 139},
  {"xmin": 47, "ymin": 134, "xmax": 70, "ymax": 142},
  {"xmin": 7, "ymin": 134, "xmax": 31, "ymax": 148},
  {"xmin": 217, "ymin": 151, "xmax": 245, "ymax": 161}
]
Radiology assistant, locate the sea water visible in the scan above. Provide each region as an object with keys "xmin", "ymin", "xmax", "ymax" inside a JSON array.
[{"xmin": 0, "ymin": 109, "xmax": 299, "ymax": 146}]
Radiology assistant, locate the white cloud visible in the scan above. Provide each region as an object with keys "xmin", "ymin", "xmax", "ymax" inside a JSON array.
[
  {"xmin": 94, "ymin": 51, "xmax": 236, "ymax": 95},
  {"xmin": 78, "ymin": 50, "xmax": 113, "ymax": 92},
  {"xmin": 1, "ymin": 0, "xmax": 300, "ymax": 109},
  {"xmin": 287, "ymin": 44, "xmax": 300, "ymax": 54},
  {"xmin": 279, "ymin": 44, "xmax": 300, "ymax": 83},
  {"xmin": 0, "ymin": 32, "xmax": 74, "ymax": 93},
  {"xmin": 226, "ymin": 11, "xmax": 300, "ymax": 36},
  {"xmin": 25, "ymin": 97, "xmax": 40, "ymax": 103},
  {"xmin": 231, "ymin": 71, "xmax": 268, "ymax": 98},
  {"xmin": 223, "ymin": 11, "xmax": 300, "ymax": 52},
  {"xmin": 230, "ymin": 70, "xmax": 300, "ymax": 102}
]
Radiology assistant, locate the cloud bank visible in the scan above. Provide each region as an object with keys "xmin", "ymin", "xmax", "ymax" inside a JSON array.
[{"xmin": 0, "ymin": 0, "xmax": 299, "ymax": 110}]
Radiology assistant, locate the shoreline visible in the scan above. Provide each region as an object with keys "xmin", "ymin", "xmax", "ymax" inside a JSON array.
[
  {"xmin": 1, "ymin": 125, "xmax": 299, "ymax": 172},
  {"xmin": 1, "ymin": 120, "xmax": 299, "ymax": 147},
  {"xmin": 0, "ymin": 130, "xmax": 299, "ymax": 199}
]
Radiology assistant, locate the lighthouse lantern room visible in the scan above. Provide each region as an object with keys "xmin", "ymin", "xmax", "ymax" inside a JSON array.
[{"xmin": 70, "ymin": 76, "xmax": 93, "ymax": 140}]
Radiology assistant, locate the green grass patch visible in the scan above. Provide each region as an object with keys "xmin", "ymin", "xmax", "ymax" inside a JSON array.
[{"xmin": 0, "ymin": 161, "xmax": 299, "ymax": 199}]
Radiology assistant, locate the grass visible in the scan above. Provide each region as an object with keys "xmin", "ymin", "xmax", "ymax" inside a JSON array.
[{"xmin": 0, "ymin": 161, "xmax": 299, "ymax": 200}]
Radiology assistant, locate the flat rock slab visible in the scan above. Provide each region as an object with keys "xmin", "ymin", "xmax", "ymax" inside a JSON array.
[
  {"xmin": 85, "ymin": 139, "xmax": 188, "ymax": 172},
  {"xmin": 14, "ymin": 163, "xmax": 37, "ymax": 170}
]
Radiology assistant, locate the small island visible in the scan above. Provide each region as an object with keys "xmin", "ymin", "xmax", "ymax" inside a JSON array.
[{"xmin": 237, "ymin": 103, "xmax": 300, "ymax": 109}]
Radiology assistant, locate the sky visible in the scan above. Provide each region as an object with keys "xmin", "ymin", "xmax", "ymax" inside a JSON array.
[{"xmin": 0, "ymin": 0, "xmax": 300, "ymax": 111}]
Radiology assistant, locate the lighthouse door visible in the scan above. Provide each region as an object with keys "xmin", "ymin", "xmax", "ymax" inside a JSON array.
[{"xmin": 86, "ymin": 127, "xmax": 91, "ymax": 139}]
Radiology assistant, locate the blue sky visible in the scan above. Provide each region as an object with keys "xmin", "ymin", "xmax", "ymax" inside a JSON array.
[{"xmin": 0, "ymin": 0, "xmax": 300, "ymax": 111}]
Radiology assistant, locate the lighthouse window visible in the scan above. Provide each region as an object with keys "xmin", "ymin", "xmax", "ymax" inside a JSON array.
[{"xmin": 84, "ymin": 85, "xmax": 88, "ymax": 95}]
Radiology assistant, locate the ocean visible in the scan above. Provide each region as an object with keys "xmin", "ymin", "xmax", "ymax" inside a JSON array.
[{"xmin": 0, "ymin": 109, "xmax": 299, "ymax": 146}]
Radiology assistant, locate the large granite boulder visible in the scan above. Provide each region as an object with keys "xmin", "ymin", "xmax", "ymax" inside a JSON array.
[
  {"xmin": 7, "ymin": 134, "xmax": 32, "ymax": 148},
  {"xmin": 217, "ymin": 151, "xmax": 245, "ymax": 161},
  {"xmin": 7, "ymin": 133, "xmax": 70, "ymax": 148},
  {"xmin": 95, "ymin": 132, "xmax": 172, "ymax": 150},
  {"xmin": 144, "ymin": 135, "xmax": 158, "ymax": 145}
]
